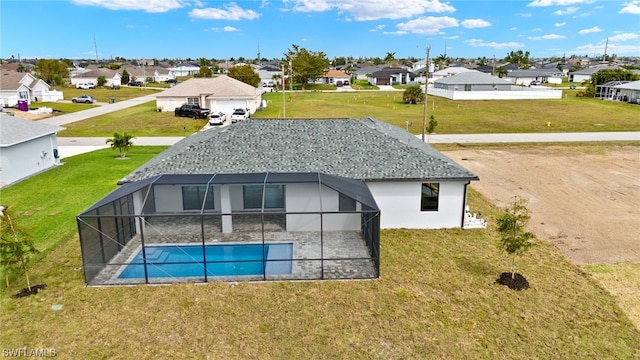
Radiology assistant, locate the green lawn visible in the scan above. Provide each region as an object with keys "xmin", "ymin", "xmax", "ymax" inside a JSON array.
[
  {"xmin": 48, "ymin": 89, "xmax": 640, "ymax": 137},
  {"xmin": 0, "ymin": 149, "xmax": 639, "ymax": 359}
]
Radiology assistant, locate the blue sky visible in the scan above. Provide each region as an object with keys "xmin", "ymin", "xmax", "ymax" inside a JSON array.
[{"xmin": 1, "ymin": 0, "xmax": 639, "ymax": 61}]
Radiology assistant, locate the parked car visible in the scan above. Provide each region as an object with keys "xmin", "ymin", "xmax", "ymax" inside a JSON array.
[
  {"xmin": 174, "ymin": 104, "xmax": 210, "ymax": 119},
  {"xmin": 231, "ymin": 108, "xmax": 249, "ymax": 123},
  {"xmin": 164, "ymin": 79, "xmax": 177, "ymax": 84},
  {"xmin": 209, "ymin": 112, "xmax": 227, "ymax": 126},
  {"xmin": 530, "ymin": 80, "xmax": 541, "ymax": 86},
  {"xmin": 336, "ymin": 81, "xmax": 343, "ymax": 87},
  {"xmin": 268, "ymin": 81, "xmax": 275, "ymax": 87},
  {"xmin": 71, "ymin": 95, "xmax": 95, "ymax": 103},
  {"xmin": 76, "ymin": 82, "xmax": 95, "ymax": 89},
  {"xmin": 128, "ymin": 81, "xmax": 144, "ymax": 87},
  {"xmin": 343, "ymin": 80, "xmax": 350, "ymax": 86}
]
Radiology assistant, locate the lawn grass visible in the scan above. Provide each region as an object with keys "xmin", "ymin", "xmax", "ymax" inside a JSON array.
[
  {"xmin": 255, "ymin": 91, "xmax": 640, "ymax": 134},
  {"xmin": 0, "ymin": 148, "xmax": 639, "ymax": 358},
  {"xmin": 58, "ymin": 101, "xmax": 206, "ymax": 137},
  {"xmin": 0, "ymin": 147, "xmax": 167, "ymax": 266},
  {"xmin": 47, "ymin": 90, "xmax": 639, "ymax": 137},
  {"xmin": 584, "ymin": 262, "xmax": 640, "ymax": 329},
  {"xmin": 1, "ymin": 175, "xmax": 639, "ymax": 358},
  {"xmin": 54, "ymin": 86, "xmax": 161, "ymax": 104}
]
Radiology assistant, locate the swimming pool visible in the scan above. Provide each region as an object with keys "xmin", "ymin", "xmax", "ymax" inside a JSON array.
[{"xmin": 118, "ymin": 243, "xmax": 293, "ymax": 279}]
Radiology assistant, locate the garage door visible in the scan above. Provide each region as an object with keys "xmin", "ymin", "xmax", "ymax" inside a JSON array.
[
  {"xmin": 376, "ymin": 77, "xmax": 391, "ymax": 85},
  {"xmin": 212, "ymin": 100, "xmax": 248, "ymax": 115}
]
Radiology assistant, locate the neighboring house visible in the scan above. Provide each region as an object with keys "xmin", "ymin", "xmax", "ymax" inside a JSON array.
[
  {"xmin": 257, "ymin": 64, "xmax": 282, "ymax": 86},
  {"xmin": 368, "ymin": 67, "xmax": 416, "ymax": 85},
  {"xmin": 430, "ymin": 70, "xmax": 563, "ymax": 100},
  {"xmin": 431, "ymin": 67, "xmax": 474, "ymax": 81},
  {"xmin": 70, "ymin": 68, "xmax": 122, "ymax": 87},
  {"xmin": 433, "ymin": 71, "xmax": 512, "ymax": 91},
  {"xmin": 353, "ymin": 65, "xmax": 383, "ymax": 81},
  {"xmin": 168, "ymin": 64, "xmax": 201, "ymax": 77},
  {"xmin": 121, "ymin": 65, "xmax": 173, "ymax": 83},
  {"xmin": 316, "ymin": 69, "xmax": 350, "ymax": 84},
  {"xmin": 503, "ymin": 69, "xmax": 558, "ymax": 85},
  {"xmin": 155, "ymin": 75, "xmax": 263, "ymax": 114},
  {"xmin": 613, "ymin": 80, "xmax": 640, "ymax": 103},
  {"xmin": 0, "ymin": 114, "xmax": 64, "ymax": 187},
  {"xmin": 568, "ymin": 65, "xmax": 617, "ymax": 83},
  {"xmin": 0, "ymin": 72, "xmax": 63, "ymax": 107},
  {"xmin": 117, "ymin": 118, "xmax": 480, "ymax": 230}
]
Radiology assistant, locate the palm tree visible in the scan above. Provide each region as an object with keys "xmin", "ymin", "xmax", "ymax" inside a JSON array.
[
  {"xmin": 106, "ymin": 132, "xmax": 135, "ymax": 159},
  {"xmin": 272, "ymin": 74, "xmax": 282, "ymax": 91},
  {"xmin": 384, "ymin": 52, "xmax": 396, "ymax": 67}
]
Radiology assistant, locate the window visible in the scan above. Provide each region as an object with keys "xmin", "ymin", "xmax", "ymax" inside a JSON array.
[
  {"xmin": 18, "ymin": 91, "xmax": 28, "ymax": 100},
  {"xmin": 243, "ymin": 185, "xmax": 285, "ymax": 209},
  {"xmin": 187, "ymin": 97, "xmax": 199, "ymax": 105},
  {"xmin": 182, "ymin": 186, "xmax": 214, "ymax": 210},
  {"xmin": 339, "ymin": 193, "xmax": 356, "ymax": 211},
  {"xmin": 421, "ymin": 183, "xmax": 439, "ymax": 211}
]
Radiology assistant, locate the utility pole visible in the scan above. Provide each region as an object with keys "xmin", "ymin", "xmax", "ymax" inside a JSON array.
[
  {"xmin": 282, "ymin": 64, "xmax": 286, "ymax": 118},
  {"xmin": 421, "ymin": 45, "xmax": 431, "ymax": 142}
]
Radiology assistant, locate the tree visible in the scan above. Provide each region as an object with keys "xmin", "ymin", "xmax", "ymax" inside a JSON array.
[
  {"xmin": 272, "ymin": 74, "xmax": 282, "ymax": 91},
  {"xmin": 198, "ymin": 65, "xmax": 213, "ymax": 78},
  {"xmin": 496, "ymin": 196, "xmax": 535, "ymax": 280},
  {"xmin": 227, "ymin": 64, "xmax": 260, "ymax": 87},
  {"xmin": 384, "ymin": 52, "xmax": 396, "ymax": 67},
  {"xmin": 579, "ymin": 68, "xmax": 639, "ymax": 97},
  {"xmin": 96, "ymin": 75, "xmax": 107, "ymax": 86},
  {"xmin": 427, "ymin": 115, "xmax": 438, "ymax": 143},
  {"xmin": 34, "ymin": 59, "xmax": 69, "ymax": 85},
  {"xmin": 403, "ymin": 84, "xmax": 423, "ymax": 104},
  {"xmin": 106, "ymin": 132, "xmax": 135, "ymax": 159},
  {"xmin": 285, "ymin": 44, "xmax": 330, "ymax": 90},
  {"xmin": 504, "ymin": 50, "xmax": 531, "ymax": 69},
  {"xmin": 0, "ymin": 205, "xmax": 38, "ymax": 290},
  {"xmin": 121, "ymin": 69, "xmax": 130, "ymax": 84},
  {"xmin": 494, "ymin": 66, "xmax": 508, "ymax": 78}
]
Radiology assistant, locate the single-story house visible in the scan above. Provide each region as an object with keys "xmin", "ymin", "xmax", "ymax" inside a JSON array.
[
  {"xmin": 613, "ymin": 80, "xmax": 640, "ymax": 103},
  {"xmin": 503, "ymin": 69, "xmax": 554, "ymax": 86},
  {"xmin": 155, "ymin": 75, "xmax": 262, "ymax": 114},
  {"xmin": 433, "ymin": 71, "xmax": 512, "ymax": 91},
  {"xmin": 568, "ymin": 65, "xmax": 617, "ymax": 83},
  {"xmin": 431, "ymin": 67, "xmax": 474, "ymax": 81},
  {"xmin": 121, "ymin": 65, "xmax": 174, "ymax": 83},
  {"xmin": 353, "ymin": 65, "xmax": 383, "ymax": 81},
  {"xmin": 76, "ymin": 118, "xmax": 482, "ymax": 285},
  {"xmin": 368, "ymin": 67, "xmax": 416, "ymax": 85},
  {"xmin": 70, "ymin": 68, "xmax": 122, "ymax": 88},
  {"xmin": 0, "ymin": 114, "xmax": 64, "ymax": 187},
  {"xmin": 257, "ymin": 64, "xmax": 283, "ymax": 87},
  {"xmin": 0, "ymin": 72, "xmax": 63, "ymax": 107},
  {"xmin": 316, "ymin": 69, "xmax": 350, "ymax": 84},
  {"xmin": 168, "ymin": 64, "xmax": 200, "ymax": 77}
]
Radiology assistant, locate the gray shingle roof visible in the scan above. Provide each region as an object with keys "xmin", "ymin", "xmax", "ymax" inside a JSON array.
[
  {"xmin": 156, "ymin": 75, "xmax": 260, "ymax": 99},
  {"xmin": 435, "ymin": 71, "xmax": 511, "ymax": 85},
  {"xmin": 119, "ymin": 118, "xmax": 478, "ymax": 184},
  {"xmin": 0, "ymin": 114, "xmax": 65, "ymax": 146}
]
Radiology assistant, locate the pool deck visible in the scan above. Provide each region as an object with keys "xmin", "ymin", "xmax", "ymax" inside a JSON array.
[{"xmin": 89, "ymin": 215, "xmax": 377, "ymax": 285}]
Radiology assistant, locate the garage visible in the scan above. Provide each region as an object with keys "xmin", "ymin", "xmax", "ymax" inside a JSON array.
[{"xmin": 209, "ymin": 99, "xmax": 248, "ymax": 114}]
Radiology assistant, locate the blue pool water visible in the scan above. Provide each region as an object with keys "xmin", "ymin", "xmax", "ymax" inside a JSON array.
[{"xmin": 118, "ymin": 243, "xmax": 293, "ymax": 279}]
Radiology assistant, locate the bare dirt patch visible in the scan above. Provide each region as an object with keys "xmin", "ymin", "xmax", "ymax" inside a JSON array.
[
  {"xmin": 445, "ymin": 146, "xmax": 640, "ymax": 265},
  {"xmin": 8, "ymin": 110, "xmax": 52, "ymax": 120}
]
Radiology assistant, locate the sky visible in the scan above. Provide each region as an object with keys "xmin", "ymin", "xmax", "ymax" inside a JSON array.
[{"xmin": 1, "ymin": 0, "xmax": 639, "ymax": 62}]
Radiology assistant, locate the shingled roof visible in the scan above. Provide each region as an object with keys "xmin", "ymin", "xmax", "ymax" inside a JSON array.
[
  {"xmin": 120, "ymin": 118, "xmax": 477, "ymax": 184},
  {"xmin": 0, "ymin": 114, "xmax": 65, "ymax": 146}
]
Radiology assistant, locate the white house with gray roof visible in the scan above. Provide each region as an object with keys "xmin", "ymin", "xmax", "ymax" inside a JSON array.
[
  {"xmin": 0, "ymin": 114, "xmax": 64, "ymax": 187},
  {"xmin": 155, "ymin": 75, "xmax": 263, "ymax": 115},
  {"xmin": 117, "ymin": 118, "xmax": 480, "ymax": 229}
]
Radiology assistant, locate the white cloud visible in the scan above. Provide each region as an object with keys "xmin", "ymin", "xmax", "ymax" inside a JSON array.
[
  {"xmin": 370, "ymin": 24, "xmax": 386, "ymax": 32},
  {"xmin": 578, "ymin": 26, "xmax": 602, "ymax": 34},
  {"xmin": 464, "ymin": 39, "xmax": 525, "ymax": 49},
  {"xmin": 71, "ymin": 0, "xmax": 187, "ymax": 13},
  {"xmin": 620, "ymin": 0, "xmax": 640, "ymax": 14},
  {"xmin": 528, "ymin": 33, "xmax": 566, "ymax": 40},
  {"xmin": 190, "ymin": 3, "xmax": 260, "ymax": 20},
  {"xmin": 609, "ymin": 32, "xmax": 639, "ymax": 42},
  {"xmin": 575, "ymin": 41, "xmax": 640, "ymax": 55},
  {"xmin": 553, "ymin": 6, "xmax": 579, "ymax": 15},
  {"xmin": 518, "ymin": 13, "xmax": 533, "ymax": 18},
  {"xmin": 395, "ymin": 16, "xmax": 458, "ymax": 35},
  {"xmin": 554, "ymin": 22, "xmax": 566, "ymax": 26},
  {"xmin": 528, "ymin": 0, "xmax": 592, "ymax": 6},
  {"xmin": 283, "ymin": 0, "xmax": 455, "ymax": 21},
  {"xmin": 461, "ymin": 19, "xmax": 491, "ymax": 29},
  {"xmin": 224, "ymin": 26, "xmax": 239, "ymax": 32}
]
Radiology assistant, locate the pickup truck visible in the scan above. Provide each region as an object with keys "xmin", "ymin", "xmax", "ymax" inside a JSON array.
[
  {"xmin": 231, "ymin": 108, "xmax": 249, "ymax": 123},
  {"xmin": 174, "ymin": 104, "xmax": 211, "ymax": 119}
]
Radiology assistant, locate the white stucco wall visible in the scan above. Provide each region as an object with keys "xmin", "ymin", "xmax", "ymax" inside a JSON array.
[
  {"xmin": 0, "ymin": 134, "xmax": 60, "ymax": 187},
  {"xmin": 285, "ymin": 183, "xmax": 360, "ymax": 231},
  {"xmin": 365, "ymin": 180, "xmax": 468, "ymax": 229}
]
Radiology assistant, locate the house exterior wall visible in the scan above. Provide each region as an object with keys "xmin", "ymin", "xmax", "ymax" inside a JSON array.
[
  {"xmin": 285, "ymin": 183, "xmax": 360, "ymax": 231},
  {"xmin": 428, "ymin": 86, "xmax": 563, "ymax": 100},
  {"xmin": 0, "ymin": 134, "xmax": 60, "ymax": 187},
  {"xmin": 365, "ymin": 180, "xmax": 468, "ymax": 229}
]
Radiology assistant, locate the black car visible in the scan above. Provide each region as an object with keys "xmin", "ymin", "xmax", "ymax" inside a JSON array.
[
  {"xmin": 164, "ymin": 79, "xmax": 177, "ymax": 84},
  {"xmin": 128, "ymin": 81, "xmax": 143, "ymax": 87}
]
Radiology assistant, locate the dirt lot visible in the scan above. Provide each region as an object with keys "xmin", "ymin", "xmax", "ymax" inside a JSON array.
[{"xmin": 444, "ymin": 146, "xmax": 640, "ymax": 265}]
